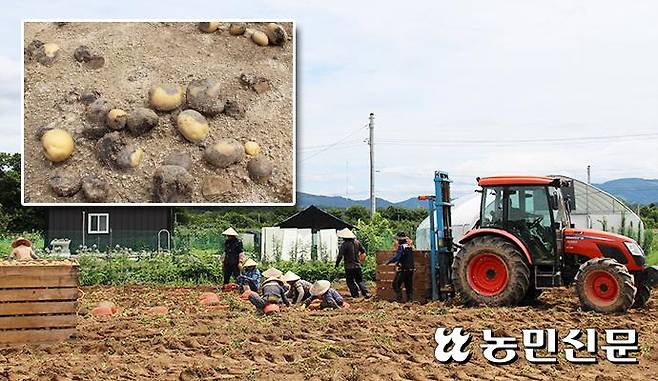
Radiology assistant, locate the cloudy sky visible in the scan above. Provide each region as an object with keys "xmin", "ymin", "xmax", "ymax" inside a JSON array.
[{"xmin": 3, "ymin": 1, "xmax": 658, "ymax": 201}]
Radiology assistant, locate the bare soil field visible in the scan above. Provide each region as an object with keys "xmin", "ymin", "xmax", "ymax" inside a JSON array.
[
  {"xmin": 23, "ymin": 22, "xmax": 294, "ymax": 204},
  {"xmin": 1, "ymin": 285, "xmax": 656, "ymax": 381}
]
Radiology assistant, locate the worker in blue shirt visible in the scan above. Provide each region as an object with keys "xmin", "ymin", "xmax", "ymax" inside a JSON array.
[
  {"xmin": 387, "ymin": 232, "xmax": 415, "ymax": 303},
  {"xmin": 237, "ymin": 258, "xmax": 261, "ymax": 292},
  {"xmin": 303, "ymin": 280, "xmax": 344, "ymax": 309}
]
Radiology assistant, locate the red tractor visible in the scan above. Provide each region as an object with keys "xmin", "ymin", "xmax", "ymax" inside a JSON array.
[{"xmin": 421, "ymin": 172, "xmax": 658, "ymax": 313}]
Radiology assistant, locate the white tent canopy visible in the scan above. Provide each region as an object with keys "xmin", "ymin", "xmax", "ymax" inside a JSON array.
[{"xmin": 415, "ymin": 175, "xmax": 644, "ymax": 250}]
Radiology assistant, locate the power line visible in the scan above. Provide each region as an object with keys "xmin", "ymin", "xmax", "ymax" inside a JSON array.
[
  {"xmin": 300, "ymin": 124, "xmax": 368, "ymax": 162},
  {"xmin": 377, "ymin": 132, "xmax": 658, "ymax": 146}
]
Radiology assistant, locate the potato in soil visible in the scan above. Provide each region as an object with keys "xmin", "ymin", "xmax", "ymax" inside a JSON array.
[
  {"xmin": 186, "ymin": 79, "xmax": 224, "ymax": 116},
  {"xmin": 163, "ymin": 151, "xmax": 192, "ymax": 171},
  {"xmin": 247, "ymin": 156, "xmax": 273, "ymax": 183},
  {"xmin": 126, "ymin": 108, "xmax": 159, "ymax": 136},
  {"xmin": 244, "ymin": 141, "xmax": 260, "ymax": 156},
  {"xmin": 106, "ymin": 109, "xmax": 127, "ymax": 130},
  {"xmin": 177, "ymin": 109, "xmax": 209, "ymax": 143},
  {"xmin": 252, "ymin": 31, "xmax": 269, "ymax": 46},
  {"xmin": 265, "ymin": 23, "xmax": 287, "ymax": 46},
  {"xmin": 87, "ymin": 98, "xmax": 114, "ymax": 124},
  {"xmin": 204, "ymin": 139, "xmax": 245, "ymax": 168},
  {"xmin": 116, "ymin": 145, "xmax": 143, "ymax": 169},
  {"xmin": 229, "ymin": 23, "xmax": 246, "ymax": 36},
  {"xmin": 198, "ymin": 22, "xmax": 220, "ymax": 33},
  {"xmin": 42, "ymin": 128, "xmax": 74, "ymax": 162},
  {"xmin": 149, "ymin": 84, "xmax": 184, "ymax": 111}
]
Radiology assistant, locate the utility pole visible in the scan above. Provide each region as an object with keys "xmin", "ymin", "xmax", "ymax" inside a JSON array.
[
  {"xmin": 586, "ymin": 165, "xmax": 591, "ymax": 228},
  {"xmin": 345, "ymin": 160, "xmax": 349, "ymax": 199},
  {"xmin": 368, "ymin": 113, "xmax": 376, "ymax": 217}
]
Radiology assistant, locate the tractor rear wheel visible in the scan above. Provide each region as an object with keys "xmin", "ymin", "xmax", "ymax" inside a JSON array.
[
  {"xmin": 452, "ymin": 236, "xmax": 530, "ymax": 306},
  {"xmin": 575, "ymin": 258, "xmax": 636, "ymax": 313}
]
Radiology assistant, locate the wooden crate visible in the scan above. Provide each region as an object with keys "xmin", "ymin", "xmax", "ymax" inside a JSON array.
[
  {"xmin": 375, "ymin": 251, "xmax": 432, "ymax": 303},
  {"xmin": 0, "ymin": 262, "xmax": 80, "ymax": 346}
]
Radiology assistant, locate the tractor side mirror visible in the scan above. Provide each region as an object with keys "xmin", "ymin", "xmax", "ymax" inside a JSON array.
[{"xmin": 550, "ymin": 193, "xmax": 559, "ymax": 210}]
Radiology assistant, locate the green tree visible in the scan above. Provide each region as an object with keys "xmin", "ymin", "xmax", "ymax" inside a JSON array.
[
  {"xmin": 355, "ymin": 212, "xmax": 393, "ymax": 255},
  {"xmin": 0, "ymin": 153, "xmax": 45, "ymax": 233}
]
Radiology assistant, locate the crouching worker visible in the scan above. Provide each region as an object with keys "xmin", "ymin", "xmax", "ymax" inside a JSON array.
[
  {"xmin": 10, "ymin": 237, "xmax": 37, "ymax": 261},
  {"xmin": 248, "ymin": 276, "xmax": 290, "ymax": 314},
  {"xmin": 387, "ymin": 232, "xmax": 415, "ymax": 303},
  {"xmin": 304, "ymin": 280, "xmax": 345, "ymax": 310},
  {"xmin": 283, "ymin": 271, "xmax": 312, "ymax": 304},
  {"xmin": 237, "ymin": 259, "xmax": 261, "ymax": 292}
]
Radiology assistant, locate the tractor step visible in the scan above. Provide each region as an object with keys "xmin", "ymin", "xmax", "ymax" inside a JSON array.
[{"xmin": 535, "ymin": 269, "xmax": 562, "ymax": 289}]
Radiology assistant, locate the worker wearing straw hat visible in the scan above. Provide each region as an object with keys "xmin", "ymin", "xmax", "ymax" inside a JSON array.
[
  {"xmin": 283, "ymin": 271, "xmax": 312, "ymax": 304},
  {"xmin": 221, "ymin": 227, "xmax": 245, "ymax": 286},
  {"xmin": 335, "ymin": 228, "xmax": 370, "ymax": 298},
  {"xmin": 237, "ymin": 258, "xmax": 261, "ymax": 292},
  {"xmin": 248, "ymin": 275, "xmax": 290, "ymax": 314},
  {"xmin": 387, "ymin": 232, "xmax": 415, "ymax": 303},
  {"xmin": 10, "ymin": 237, "xmax": 37, "ymax": 261},
  {"xmin": 303, "ymin": 280, "xmax": 344, "ymax": 310}
]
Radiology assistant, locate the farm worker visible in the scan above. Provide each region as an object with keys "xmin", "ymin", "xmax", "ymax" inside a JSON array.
[
  {"xmin": 248, "ymin": 276, "xmax": 290, "ymax": 314},
  {"xmin": 387, "ymin": 232, "xmax": 415, "ymax": 303},
  {"xmin": 303, "ymin": 280, "xmax": 345, "ymax": 310},
  {"xmin": 221, "ymin": 227, "xmax": 244, "ymax": 286},
  {"xmin": 282, "ymin": 271, "xmax": 312, "ymax": 304},
  {"xmin": 262, "ymin": 267, "xmax": 283, "ymax": 279},
  {"xmin": 335, "ymin": 228, "xmax": 370, "ymax": 298},
  {"xmin": 237, "ymin": 258, "xmax": 261, "ymax": 292},
  {"xmin": 10, "ymin": 237, "xmax": 37, "ymax": 260}
]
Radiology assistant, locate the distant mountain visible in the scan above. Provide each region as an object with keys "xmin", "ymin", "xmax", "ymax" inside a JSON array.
[
  {"xmin": 594, "ymin": 178, "xmax": 658, "ymax": 205},
  {"xmin": 297, "ymin": 192, "xmax": 426, "ymax": 209}
]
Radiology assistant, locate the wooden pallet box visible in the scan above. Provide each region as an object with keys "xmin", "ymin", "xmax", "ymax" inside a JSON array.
[
  {"xmin": 375, "ymin": 251, "xmax": 431, "ymax": 302},
  {"xmin": 0, "ymin": 261, "xmax": 80, "ymax": 346}
]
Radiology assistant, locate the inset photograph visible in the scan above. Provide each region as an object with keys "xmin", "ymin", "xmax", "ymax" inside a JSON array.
[{"xmin": 22, "ymin": 21, "xmax": 295, "ymax": 205}]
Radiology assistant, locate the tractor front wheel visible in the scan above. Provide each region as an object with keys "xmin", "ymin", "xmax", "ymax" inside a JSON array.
[
  {"xmin": 452, "ymin": 236, "xmax": 530, "ymax": 306},
  {"xmin": 632, "ymin": 282, "xmax": 651, "ymax": 309},
  {"xmin": 575, "ymin": 258, "xmax": 636, "ymax": 313}
]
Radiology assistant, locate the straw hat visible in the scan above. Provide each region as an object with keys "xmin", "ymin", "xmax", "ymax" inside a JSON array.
[
  {"xmin": 222, "ymin": 227, "xmax": 239, "ymax": 236},
  {"xmin": 282, "ymin": 271, "xmax": 300, "ymax": 283},
  {"xmin": 262, "ymin": 267, "xmax": 283, "ymax": 278},
  {"xmin": 310, "ymin": 280, "xmax": 331, "ymax": 296},
  {"xmin": 337, "ymin": 228, "xmax": 356, "ymax": 239},
  {"xmin": 263, "ymin": 276, "xmax": 284, "ymax": 286},
  {"xmin": 11, "ymin": 237, "xmax": 32, "ymax": 248},
  {"xmin": 243, "ymin": 258, "xmax": 258, "ymax": 267}
]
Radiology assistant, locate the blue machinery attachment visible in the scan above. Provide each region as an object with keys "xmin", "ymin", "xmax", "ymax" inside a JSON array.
[{"xmin": 418, "ymin": 171, "xmax": 455, "ymax": 300}]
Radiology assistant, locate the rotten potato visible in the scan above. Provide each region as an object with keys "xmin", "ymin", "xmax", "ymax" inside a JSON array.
[
  {"xmin": 106, "ymin": 109, "xmax": 127, "ymax": 130},
  {"xmin": 42, "ymin": 128, "xmax": 74, "ymax": 162},
  {"xmin": 198, "ymin": 22, "xmax": 220, "ymax": 33},
  {"xmin": 149, "ymin": 84, "xmax": 184, "ymax": 111},
  {"xmin": 265, "ymin": 23, "xmax": 287, "ymax": 46},
  {"xmin": 176, "ymin": 109, "xmax": 209, "ymax": 143},
  {"xmin": 186, "ymin": 79, "xmax": 224, "ymax": 116},
  {"xmin": 81, "ymin": 175, "xmax": 109, "ymax": 202},
  {"xmin": 229, "ymin": 23, "xmax": 246, "ymax": 36},
  {"xmin": 87, "ymin": 98, "xmax": 114, "ymax": 124},
  {"xmin": 204, "ymin": 139, "xmax": 245, "ymax": 168},
  {"xmin": 116, "ymin": 145, "xmax": 143, "ymax": 169},
  {"xmin": 126, "ymin": 108, "xmax": 159, "ymax": 136}
]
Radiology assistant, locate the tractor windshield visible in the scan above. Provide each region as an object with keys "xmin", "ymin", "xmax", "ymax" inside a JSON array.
[{"xmin": 480, "ymin": 185, "xmax": 556, "ymax": 262}]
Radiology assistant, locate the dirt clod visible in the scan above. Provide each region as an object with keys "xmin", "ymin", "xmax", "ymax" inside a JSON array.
[
  {"xmin": 80, "ymin": 89, "xmax": 100, "ymax": 105},
  {"xmin": 96, "ymin": 132, "xmax": 126, "ymax": 167},
  {"xmin": 240, "ymin": 73, "xmax": 270, "ymax": 94},
  {"xmin": 87, "ymin": 98, "xmax": 114, "ymax": 124},
  {"xmin": 74, "ymin": 45, "xmax": 92, "ymax": 62},
  {"xmin": 163, "ymin": 151, "xmax": 192, "ymax": 171},
  {"xmin": 223, "ymin": 100, "xmax": 245, "ymax": 119},
  {"xmin": 49, "ymin": 170, "xmax": 82, "ymax": 197},
  {"xmin": 81, "ymin": 175, "xmax": 109, "ymax": 202},
  {"xmin": 126, "ymin": 107, "xmax": 159, "ymax": 136},
  {"xmin": 201, "ymin": 175, "xmax": 232, "ymax": 201},
  {"xmin": 152, "ymin": 165, "xmax": 194, "ymax": 202}
]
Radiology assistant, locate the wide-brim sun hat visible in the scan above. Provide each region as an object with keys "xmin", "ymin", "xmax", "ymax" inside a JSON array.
[
  {"xmin": 243, "ymin": 258, "xmax": 258, "ymax": 267},
  {"xmin": 337, "ymin": 228, "xmax": 356, "ymax": 239},
  {"xmin": 282, "ymin": 271, "xmax": 300, "ymax": 283},
  {"xmin": 263, "ymin": 276, "xmax": 284, "ymax": 286},
  {"xmin": 310, "ymin": 280, "xmax": 331, "ymax": 296},
  {"xmin": 11, "ymin": 237, "xmax": 32, "ymax": 248},
  {"xmin": 222, "ymin": 227, "xmax": 239, "ymax": 236},
  {"xmin": 262, "ymin": 267, "xmax": 283, "ymax": 278}
]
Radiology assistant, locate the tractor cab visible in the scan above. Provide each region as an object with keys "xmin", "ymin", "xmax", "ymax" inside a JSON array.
[{"xmin": 477, "ymin": 176, "xmax": 570, "ymax": 266}]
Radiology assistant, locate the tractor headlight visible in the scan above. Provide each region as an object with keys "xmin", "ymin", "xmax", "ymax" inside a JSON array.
[{"xmin": 624, "ymin": 241, "xmax": 645, "ymax": 257}]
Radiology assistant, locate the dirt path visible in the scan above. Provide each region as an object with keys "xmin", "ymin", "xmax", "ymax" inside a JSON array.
[
  {"xmin": 23, "ymin": 22, "xmax": 294, "ymax": 204},
  {"xmin": 1, "ymin": 285, "xmax": 656, "ymax": 380}
]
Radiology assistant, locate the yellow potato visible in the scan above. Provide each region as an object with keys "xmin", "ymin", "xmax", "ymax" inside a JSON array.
[
  {"xmin": 43, "ymin": 43, "xmax": 60, "ymax": 58},
  {"xmin": 106, "ymin": 109, "xmax": 127, "ymax": 130},
  {"xmin": 244, "ymin": 141, "xmax": 260, "ymax": 156},
  {"xmin": 149, "ymin": 84, "xmax": 184, "ymax": 111},
  {"xmin": 204, "ymin": 139, "xmax": 245, "ymax": 168},
  {"xmin": 41, "ymin": 128, "xmax": 74, "ymax": 162},
  {"xmin": 117, "ymin": 146, "xmax": 143, "ymax": 169},
  {"xmin": 177, "ymin": 109, "xmax": 209, "ymax": 143},
  {"xmin": 252, "ymin": 31, "xmax": 269, "ymax": 46},
  {"xmin": 229, "ymin": 23, "xmax": 246, "ymax": 36},
  {"xmin": 198, "ymin": 22, "xmax": 220, "ymax": 33}
]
